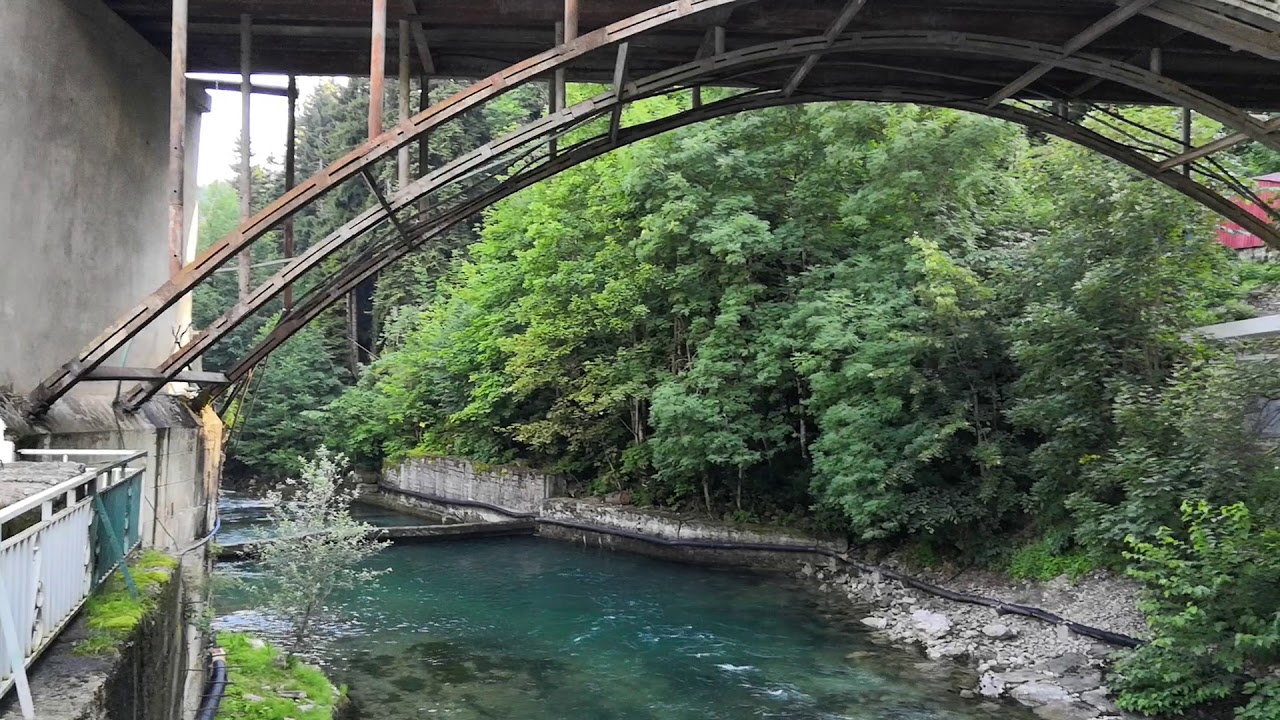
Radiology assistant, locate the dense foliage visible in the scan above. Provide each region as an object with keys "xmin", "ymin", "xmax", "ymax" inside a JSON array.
[{"xmin": 197, "ymin": 87, "xmax": 1280, "ymax": 716}]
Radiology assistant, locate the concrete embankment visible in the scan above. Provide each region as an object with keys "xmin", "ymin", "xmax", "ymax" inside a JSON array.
[{"xmin": 216, "ymin": 520, "xmax": 536, "ymax": 560}]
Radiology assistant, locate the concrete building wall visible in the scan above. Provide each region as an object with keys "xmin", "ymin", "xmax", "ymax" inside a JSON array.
[
  {"xmin": 0, "ymin": 0, "xmax": 202, "ymax": 396},
  {"xmin": 384, "ymin": 456, "xmax": 566, "ymax": 516}
]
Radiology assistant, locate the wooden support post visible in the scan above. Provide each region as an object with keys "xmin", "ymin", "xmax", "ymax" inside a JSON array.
[
  {"xmin": 1149, "ymin": 46, "xmax": 1162, "ymax": 74},
  {"xmin": 237, "ymin": 14, "xmax": 252, "ymax": 300},
  {"xmin": 166, "ymin": 0, "xmax": 187, "ymax": 278},
  {"xmin": 283, "ymin": 75, "xmax": 296, "ymax": 311}
]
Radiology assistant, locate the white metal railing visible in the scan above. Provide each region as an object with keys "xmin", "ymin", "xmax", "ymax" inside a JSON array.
[{"xmin": 0, "ymin": 450, "xmax": 146, "ymax": 718}]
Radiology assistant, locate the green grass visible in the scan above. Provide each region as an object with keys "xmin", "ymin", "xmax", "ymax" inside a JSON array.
[
  {"xmin": 1007, "ymin": 536, "xmax": 1096, "ymax": 581},
  {"xmin": 218, "ymin": 632, "xmax": 341, "ymax": 720},
  {"xmin": 76, "ymin": 550, "xmax": 178, "ymax": 655}
]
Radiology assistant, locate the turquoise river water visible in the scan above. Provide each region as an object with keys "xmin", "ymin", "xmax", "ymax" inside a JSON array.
[{"xmin": 214, "ymin": 495, "xmax": 1035, "ymax": 720}]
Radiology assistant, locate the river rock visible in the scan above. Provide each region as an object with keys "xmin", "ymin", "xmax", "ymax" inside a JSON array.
[
  {"xmin": 861, "ymin": 617, "xmax": 888, "ymax": 630},
  {"xmin": 1031, "ymin": 703, "xmax": 1102, "ymax": 720},
  {"xmin": 1057, "ymin": 671, "xmax": 1103, "ymax": 694},
  {"xmin": 1010, "ymin": 682, "xmax": 1073, "ymax": 707},
  {"xmin": 979, "ymin": 672, "xmax": 1006, "ymax": 698},
  {"xmin": 960, "ymin": 689, "xmax": 975, "ymax": 699},
  {"xmin": 1079, "ymin": 688, "xmax": 1117, "ymax": 713},
  {"xmin": 1043, "ymin": 652, "xmax": 1089, "ymax": 676},
  {"xmin": 911, "ymin": 610, "xmax": 952, "ymax": 638},
  {"xmin": 983, "ymin": 623, "xmax": 1015, "ymax": 639},
  {"xmin": 926, "ymin": 641, "xmax": 968, "ymax": 660}
]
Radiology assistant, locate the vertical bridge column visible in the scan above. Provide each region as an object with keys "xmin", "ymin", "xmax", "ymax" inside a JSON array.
[
  {"xmin": 166, "ymin": 0, "xmax": 187, "ymax": 278},
  {"xmin": 237, "ymin": 14, "xmax": 252, "ymax": 300},
  {"xmin": 349, "ymin": 0, "xmax": 389, "ymax": 371},
  {"xmin": 283, "ymin": 75, "xmax": 297, "ymax": 311}
]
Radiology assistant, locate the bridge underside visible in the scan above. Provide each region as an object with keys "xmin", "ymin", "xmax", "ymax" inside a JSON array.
[{"xmin": 27, "ymin": 0, "xmax": 1280, "ymax": 416}]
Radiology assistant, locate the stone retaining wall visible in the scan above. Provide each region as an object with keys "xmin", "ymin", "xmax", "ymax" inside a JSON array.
[{"xmin": 383, "ymin": 456, "xmax": 564, "ymax": 516}]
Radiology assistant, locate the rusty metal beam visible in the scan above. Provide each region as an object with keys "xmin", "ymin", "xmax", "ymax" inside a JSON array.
[
  {"xmin": 986, "ymin": 0, "xmax": 1158, "ymax": 107},
  {"xmin": 1160, "ymin": 116, "xmax": 1280, "ymax": 170},
  {"xmin": 1139, "ymin": 0, "xmax": 1280, "ymax": 61},
  {"xmin": 30, "ymin": 0, "xmax": 751, "ymax": 418},
  {"xmin": 203, "ymin": 87, "xmax": 1280, "ymax": 399},
  {"xmin": 409, "ymin": 20, "xmax": 435, "ymax": 75},
  {"xmin": 237, "ymin": 13, "xmax": 252, "ymax": 300},
  {"xmin": 783, "ymin": 0, "xmax": 867, "ymax": 97},
  {"xmin": 360, "ymin": 169, "xmax": 414, "ymax": 248},
  {"xmin": 399, "ymin": 20, "xmax": 412, "ymax": 190},
  {"xmin": 85, "ymin": 368, "xmax": 228, "ymax": 384},
  {"xmin": 167, "ymin": 0, "xmax": 187, "ymax": 278},
  {"xmin": 283, "ymin": 74, "xmax": 297, "ymax": 311},
  {"xmin": 35, "ymin": 3, "xmax": 1280, "ymax": 415},
  {"xmin": 369, "ymin": 0, "xmax": 387, "ymax": 136},
  {"xmin": 609, "ymin": 42, "xmax": 631, "ymax": 145},
  {"xmin": 196, "ymin": 80, "xmax": 292, "ymax": 96}
]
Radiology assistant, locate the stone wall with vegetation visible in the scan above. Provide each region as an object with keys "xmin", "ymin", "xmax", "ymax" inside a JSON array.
[{"xmin": 384, "ymin": 455, "xmax": 565, "ymax": 515}]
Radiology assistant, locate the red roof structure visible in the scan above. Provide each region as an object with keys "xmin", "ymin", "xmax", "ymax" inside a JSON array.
[{"xmin": 1218, "ymin": 174, "xmax": 1280, "ymax": 251}]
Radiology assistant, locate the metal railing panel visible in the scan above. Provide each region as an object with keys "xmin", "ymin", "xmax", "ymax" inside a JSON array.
[{"xmin": 0, "ymin": 451, "xmax": 147, "ymax": 713}]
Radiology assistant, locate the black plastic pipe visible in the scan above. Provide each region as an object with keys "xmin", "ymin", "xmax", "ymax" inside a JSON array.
[
  {"xmin": 378, "ymin": 485, "xmax": 1143, "ymax": 647},
  {"xmin": 194, "ymin": 649, "xmax": 228, "ymax": 720}
]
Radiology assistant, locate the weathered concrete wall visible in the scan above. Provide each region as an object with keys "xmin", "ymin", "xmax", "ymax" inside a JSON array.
[
  {"xmin": 539, "ymin": 498, "xmax": 846, "ymax": 570},
  {"xmin": 383, "ymin": 456, "xmax": 566, "ymax": 516},
  {"xmin": 0, "ymin": 0, "xmax": 204, "ymax": 396},
  {"xmin": 0, "ymin": 558, "xmax": 195, "ymax": 720}
]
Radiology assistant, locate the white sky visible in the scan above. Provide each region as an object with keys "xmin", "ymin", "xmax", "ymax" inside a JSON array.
[{"xmin": 192, "ymin": 74, "xmax": 339, "ymax": 185}]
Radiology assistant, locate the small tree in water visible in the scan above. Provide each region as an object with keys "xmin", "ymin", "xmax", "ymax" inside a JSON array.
[{"xmin": 256, "ymin": 446, "xmax": 389, "ymax": 661}]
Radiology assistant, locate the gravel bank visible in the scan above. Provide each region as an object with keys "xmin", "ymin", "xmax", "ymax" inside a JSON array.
[{"xmin": 801, "ymin": 561, "xmax": 1151, "ymax": 720}]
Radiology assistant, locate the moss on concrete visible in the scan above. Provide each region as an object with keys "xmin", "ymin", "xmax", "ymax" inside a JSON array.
[
  {"xmin": 76, "ymin": 550, "xmax": 178, "ymax": 655},
  {"xmin": 218, "ymin": 632, "xmax": 343, "ymax": 720}
]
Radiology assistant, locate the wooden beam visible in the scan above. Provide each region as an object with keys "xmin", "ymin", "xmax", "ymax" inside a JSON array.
[
  {"xmin": 986, "ymin": 0, "xmax": 1159, "ymax": 107},
  {"xmin": 84, "ymin": 368, "xmax": 230, "ymax": 384},
  {"xmin": 609, "ymin": 42, "xmax": 631, "ymax": 145},
  {"xmin": 1159, "ymin": 117, "xmax": 1280, "ymax": 170},
  {"xmin": 783, "ymin": 0, "xmax": 867, "ymax": 97}
]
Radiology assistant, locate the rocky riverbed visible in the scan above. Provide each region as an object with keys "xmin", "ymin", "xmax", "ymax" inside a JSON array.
[{"xmin": 800, "ymin": 562, "xmax": 1151, "ymax": 720}]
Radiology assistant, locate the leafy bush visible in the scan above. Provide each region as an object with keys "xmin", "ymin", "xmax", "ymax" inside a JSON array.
[
  {"xmin": 1113, "ymin": 501, "xmax": 1280, "ymax": 718},
  {"xmin": 1006, "ymin": 535, "xmax": 1095, "ymax": 581}
]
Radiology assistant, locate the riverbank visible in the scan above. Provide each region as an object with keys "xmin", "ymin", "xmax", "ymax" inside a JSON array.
[
  {"xmin": 364, "ymin": 486, "xmax": 1150, "ymax": 720},
  {"xmin": 802, "ymin": 561, "xmax": 1146, "ymax": 720}
]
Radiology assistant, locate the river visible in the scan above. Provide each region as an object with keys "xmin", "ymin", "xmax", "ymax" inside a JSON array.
[{"xmin": 213, "ymin": 495, "xmax": 1035, "ymax": 720}]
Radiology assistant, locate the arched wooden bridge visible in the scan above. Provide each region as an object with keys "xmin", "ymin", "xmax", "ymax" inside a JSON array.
[{"xmin": 28, "ymin": 0, "xmax": 1280, "ymax": 416}]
